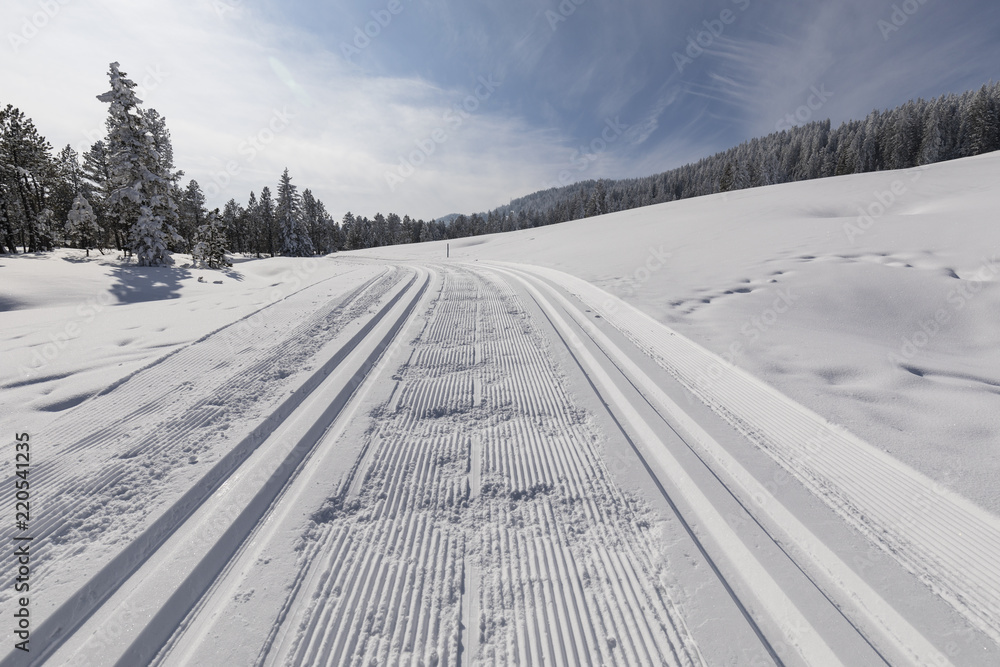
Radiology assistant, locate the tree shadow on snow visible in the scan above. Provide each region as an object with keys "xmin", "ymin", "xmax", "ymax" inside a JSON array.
[
  {"xmin": 220, "ymin": 266, "xmax": 245, "ymax": 282},
  {"xmin": 0, "ymin": 296, "xmax": 25, "ymax": 312},
  {"xmin": 60, "ymin": 253, "xmax": 107, "ymax": 264},
  {"xmin": 108, "ymin": 263, "xmax": 190, "ymax": 304}
]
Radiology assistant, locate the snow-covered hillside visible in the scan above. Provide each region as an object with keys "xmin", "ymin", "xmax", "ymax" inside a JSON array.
[
  {"xmin": 354, "ymin": 152, "xmax": 1000, "ymax": 516},
  {"xmin": 0, "ymin": 153, "xmax": 998, "ymax": 666}
]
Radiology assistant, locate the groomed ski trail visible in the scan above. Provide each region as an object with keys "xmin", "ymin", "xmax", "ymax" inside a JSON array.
[
  {"xmin": 20, "ymin": 259, "xmax": 999, "ymax": 666},
  {"xmin": 149, "ymin": 265, "xmax": 708, "ymax": 667}
]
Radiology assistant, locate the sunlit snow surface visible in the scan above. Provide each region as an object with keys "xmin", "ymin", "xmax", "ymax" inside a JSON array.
[
  {"xmin": 351, "ymin": 152, "xmax": 1000, "ymax": 516},
  {"xmin": 1, "ymin": 153, "xmax": 998, "ymax": 665},
  {"xmin": 3, "ymin": 154, "xmax": 998, "ymax": 514}
]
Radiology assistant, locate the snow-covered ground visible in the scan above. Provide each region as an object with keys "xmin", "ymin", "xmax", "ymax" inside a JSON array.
[
  {"xmin": 1, "ymin": 153, "xmax": 998, "ymax": 666},
  {"xmin": 354, "ymin": 152, "xmax": 1000, "ymax": 517}
]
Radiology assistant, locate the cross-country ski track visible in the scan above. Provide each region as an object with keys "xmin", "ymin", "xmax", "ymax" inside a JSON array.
[{"xmin": 3, "ymin": 258, "xmax": 999, "ymax": 666}]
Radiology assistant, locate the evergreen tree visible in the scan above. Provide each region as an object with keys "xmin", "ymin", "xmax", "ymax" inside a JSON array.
[
  {"xmin": 145, "ymin": 108, "xmax": 183, "ymax": 247},
  {"xmin": 179, "ymin": 179, "xmax": 206, "ymax": 250},
  {"xmin": 97, "ymin": 61, "xmax": 179, "ymax": 265},
  {"xmin": 245, "ymin": 191, "xmax": 263, "ymax": 258},
  {"xmin": 50, "ymin": 145, "xmax": 83, "ymax": 226},
  {"xmin": 275, "ymin": 168, "xmax": 313, "ymax": 256},
  {"xmin": 81, "ymin": 140, "xmax": 118, "ymax": 250},
  {"xmin": 386, "ymin": 212, "xmax": 401, "ymax": 245},
  {"xmin": 221, "ymin": 199, "xmax": 244, "ymax": 254},
  {"xmin": 371, "ymin": 212, "xmax": 387, "ymax": 246},
  {"xmin": 192, "ymin": 208, "xmax": 230, "ymax": 269},
  {"xmin": 966, "ymin": 85, "xmax": 1000, "ymax": 155},
  {"xmin": 919, "ymin": 106, "xmax": 943, "ymax": 165},
  {"xmin": 300, "ymin": 188, "xmax": 323, "ymax": 253},
  {"xmin": 65, "ymin": 194, "xmax": 102, "ymax": 256},
  {"xmin": 258, "ymin": 186, "xmax": 276, "ymax": 256},
  {"xmin": 343, "ymin": 211, "xmax": 364, "ymax": 250},
  {"xmin": 718, "ymin": 162, "xmax": 735, "ymax": 192},
  {"xmin": 33, "ymin": 208, "xmax": 57, "ymax": 250},
  {"xmin": 418, "ymin": 221, "xmax": 434, "ymax": 243},
  {"xmin": 0, "ymin": 104, "xmax": 56, "ymax": 252}
]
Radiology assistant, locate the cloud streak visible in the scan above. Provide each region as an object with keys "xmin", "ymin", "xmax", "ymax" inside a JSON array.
[{"xmin": 2, "ymin": 0, "xmax": 998, "ymax": 219}]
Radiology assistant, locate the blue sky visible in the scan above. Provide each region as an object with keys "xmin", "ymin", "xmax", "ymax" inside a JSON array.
[{"xmin": 2, "ymin": 0, "xmax": 998, "ymax": 219}]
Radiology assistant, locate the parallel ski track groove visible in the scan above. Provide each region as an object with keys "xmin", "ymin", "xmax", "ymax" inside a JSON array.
[
  {"xmin": 523, "ymin": 264, "xmax": 1000, "ymax": 645},
  {"xmin": 0, "ymin": 268, "xmax": 426, "ymax": 667},
  {"xmin": 257, "ymin": 266, "xmax": 700, "ymax": 666},
  {"xmin": 0, "ymin": 268, "xmax": 398, "ymax": 605}
]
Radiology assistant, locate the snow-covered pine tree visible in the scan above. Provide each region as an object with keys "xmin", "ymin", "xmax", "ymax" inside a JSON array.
[
  {"xmin": 146, "ymin": 109, "xmax": 184, "ymax": 252},
  {"xmin": 0, "ymin": 104, "xmax": 55, "ymax": 252},
  {"xmin": 342, "ymin": 212, "xmax": 362, "ymax": 250},
  {"xmin": 179, "ymin": 179, "xmax": 206, "ymax": 251},
  {"xmin": 65, "ymin": 194, "xmax": 102, "ymax": 256},
  {"xmin": 81, "ymin": 140, "xmax": 117, "ymax": 250},
  {"xmin": 221, "ymin": 199, "xmax": 244, "ymax": 254},
  {"xmin": 301, "ymin": 188, "xmax": 326, "ymax": 253},
  {"xmin": 919, "ymin": 106, "xmax": 943, "ymax": 165},
  {"xmin": 965, "ymin": 85, "xmax": 1000, "ymax": 155},
  {"xmin": 33, "ymin": 208, "xmax": 56, "ymax": 250},
  {"xmin": 192, "ymin": 208, "xmax": 230, "ymax": 269},
  {"xmin": 244, "ymin": 191, "xmax": 263, "ymax": 258},
  {"xmin": 307, "ymin": 194, "xmax": 338, "ymax": 253},
  {"xmin": 386, "ymin": 212, "xmax": 401, "ymax": 245},
  {"xmin": 276, "ymin": 168, "xmax": 314, "ymax": 256},
  {"xmin": 259, "ymin": 186, "xmax": 277, "ymax": 256},
  {"xmin": 51, "ymin": 145, "xmax": 84, "ymax": 226},
  {"xmin": 418, "ymin": 221, "xmax": 433, "ymax": 243},
  {"xmin": 371, "ymin": 213, "xmax": 387, "ymax": 246},
  {"xmin": 97, "ymin": 62, "xmax": 180, "ymax": 266}
]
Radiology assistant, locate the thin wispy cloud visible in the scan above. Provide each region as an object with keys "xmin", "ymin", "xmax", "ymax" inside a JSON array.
[
  {"xmin": 624, "ymin": 86, "xmax": 680, "ymax": 148},
  {"xmin": 2, "ymin": 0, "xmax": 998, "ymax": 218}
]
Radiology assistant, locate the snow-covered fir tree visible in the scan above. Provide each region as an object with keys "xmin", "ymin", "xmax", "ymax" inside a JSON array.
[
  {"xmin": 97, "ymin": 61, "xmax": 180, "ymax": 266},
  {"xmin": 0, "ymin": 104, "xmax": 55, "ymax": 253},
  {"xmin": 65, "ymin": 194, "xmax": 102, "ymax": 256},
  {"xmin": 192, "ymin": 208, "xmax": 230, "ymax": 269},
  {"xmin": 50, "ymin": 145, "xmax": 84, "ymax": 226},
  {"xmin": 258, "ymin": 187, "xmax": 277, "ymax": 257},
  {"xmin": 81, "ymin": 140, "xmax": 117, "ymax": 250},
  {"xmin": 33, "ymin": 208, "xmax": 56, "ymax": 249},
  {"xmin": 275, "ymin": 168, "xmax": 314, "ymax": 257},
  {"xmin": 178, "ymin": 179, "xmax": 207, "ymax": 250},
  {"xmin": 243, "ymin": 191, "xmax": 263, "ymax": 258},
  {"xmin": 221, "ymin": 199, "xmax": 244, "ymax": 254}
]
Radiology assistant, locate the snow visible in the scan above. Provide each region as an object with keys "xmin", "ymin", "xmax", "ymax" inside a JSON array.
[
  {"xmin": 1, "ymin": 152, "xmax": 999, "ymax": 665},
  {"xmin": 352, "ymin": 152, "xmax": 1000, "ymax": 516},
  {"xmin": 0, "ymin": 252, "xmax": 357, "ymax": 433}
]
